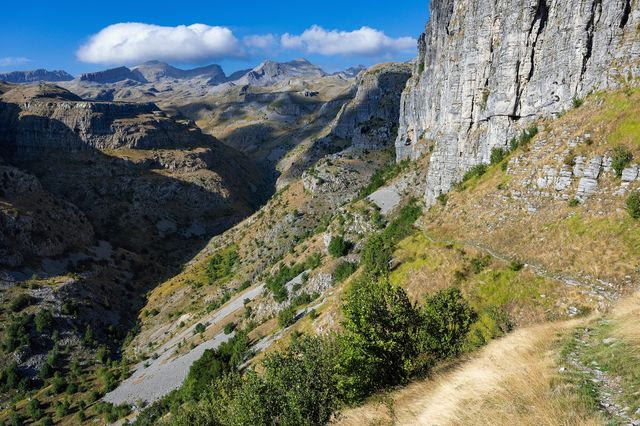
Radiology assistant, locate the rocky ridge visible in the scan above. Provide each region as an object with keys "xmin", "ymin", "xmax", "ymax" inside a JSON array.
[{"xmin": 0, "ymin": 69, "xmax": 74, "ymax": 83}]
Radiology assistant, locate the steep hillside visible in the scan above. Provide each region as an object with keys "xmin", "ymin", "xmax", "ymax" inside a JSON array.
[
  {"xmin": 338, "ymin": 86, "xmax": 640, "ymax": 425},
  {"xmin": 0, "ymin": 83, "xmax": 271, "ymax": 424}
]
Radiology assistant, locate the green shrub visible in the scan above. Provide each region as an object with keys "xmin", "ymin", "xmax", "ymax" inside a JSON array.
[
  {"xmin": 437, "ymin": 193, "xmax": 448, "ymax": 206},
  {"xmin": 194, "ymin": 323, "xmax": 206, "ymax": 335},
  {"xmin": 39, "ymin": 415, "xmax": 53, "ymax": 426},
  {"xmin": 612, "ymin": 146, "xmax": 633, "ymax": 178},
  {"xmin": 291, "ymin": 293, "xmax": 313, "ymax": 307},
  {"xmin": 510, "ymin": 126, "xmax": 539, "ymax": 150},
  {"xmin": 206, "ymin": 248, "xmax": 239, "ymax": 283},
  {"xmin": 572, "ymin": 97, "xmax": 584, "ymax": 108},
  {"xmin": 278, "ymin": 306, "xmax": 298, "ymax": 328},
  {"xmin": 359, "ymin": 160, "xmax": 409, "ymax": 198},
  {"xmin": 0, "ymin": 362, "xmax": 21, "ymax": 390},
  {"xmin": 2, "ymin": 314, "xmax": 32, "ymax": 353},
  {"xmin": 509, "ymin": 260, "xmax": 525, "ymax": 271},
  {"xmin": 569, "ymin": 198, "xmax": 580, "ymax": 207},
  {"xmin": 34, "ymin": 310, "xmax": 53, "ymax": 333},
  {"xmin": 180, "ymin": 332, "xmax": 248, "ymax": 401},
  {"xmin": 627, "ymin": 192, "xmax": 640, "ymax": 219},
  {"xmin": 50, "ymin": 372, "xmax": 67, "ymax": 394},
  {"xmin": 27, "ymin": 398, "xmax": 43, "ymax": 421},
  {"xmin": 223, "ymin": 323, "xmax": 235, "ymax": 335},
  {"xmin": 328, "ymin": 236, "xmax": 351, "ymax": 258},
  {"xmin": 490, "ymin": 147, "xmax": 507, "ymax": 165},
  {"xmin": 361, "ymin": 233, "xmax": 391, "ymax": 278},
  {"xmin": 10, "ymin": 294, "xmax": 34, "ymax": 312},
  {"xmin": 54, "ymin": 400, "xmax": 69, "ymax": 417},
  {"xmin": 334, "ymin": 261, "xmax": 357, "ymax": 283},
  {"xmin": 462, "ymin": 164, "xmax": 488, "ymax": 182},
  {"xmin": 421, "ymin": 288, "xmax": 477, "ymax": 359},
  {"xmin": 266, "ymin": 254, "xmax": 321, "ymax": 303}
]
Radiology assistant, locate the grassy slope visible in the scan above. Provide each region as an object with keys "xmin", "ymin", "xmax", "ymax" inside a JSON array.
[{"xmin": 335, "ymin": 88, "xmax": 640, "ymax": 424}]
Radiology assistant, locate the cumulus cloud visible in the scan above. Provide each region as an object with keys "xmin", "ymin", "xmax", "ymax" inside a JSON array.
[
  {"xmin": 281, "ymin": 26, "xmax": 416, "ymax": 56},
  {"xmin": 0, "ymin": 57, "xmax": 32, "ymax": 67},
  {"xmin": 77, "ymin": 23, "xmax": 247, "ymax": 64},
  {"xmin": 77, "ymin": 22, "xmax": 417, "ymax": 65},
  {"xmin": 243, "ymin": 34, "xmax": 277, "ymax": 50}
]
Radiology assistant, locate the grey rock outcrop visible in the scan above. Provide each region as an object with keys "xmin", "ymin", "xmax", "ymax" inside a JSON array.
[
  {"xmin": 397, "ymin": 0, "xmax": 640, "ymax": 205},
  {"xmin": 0, "ymin": 69, "xmax": 74, "ymax": 83},
  {"xmin": 331, "ymin": 63, "xmax": 412, "ymax": 149},
  {"xmin": 80, "ymin": 66, "xmax": 148, "ymax": 84}
]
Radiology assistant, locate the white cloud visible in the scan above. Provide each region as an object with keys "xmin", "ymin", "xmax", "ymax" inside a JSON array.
[
  {"xmin": 281, "ymin": 26, "xmax": 416, "ymax": 56},
  {"xmin": 0, "ymin": 57, "xmax": 32, "ymax": 67},
  {"xmin": 243, "ymin": 34, "xmax": 277, "ymax": 50},
  {"xmin": 77, "ymin": 23, "xmax": 417, "ymax": 65},
  {"xmin": 77, "ymin": 23, "xmax": 247, "ymax": 64}
]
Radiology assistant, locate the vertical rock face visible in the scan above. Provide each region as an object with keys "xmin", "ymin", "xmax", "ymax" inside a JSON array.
[
  {"xmin": 332, "ymin": 62, "xmax": 412, "ymax": 149},
  {"xmin": 397, "ymin": 0, "xmax": 640, "ymax": 204}
]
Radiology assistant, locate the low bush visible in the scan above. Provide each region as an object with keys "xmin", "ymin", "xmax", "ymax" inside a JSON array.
[
  {"xmin": 334, "ymin": 261, "xmax": 357, "ymax": 283},
  {"xmin": 34, "ymin": 310, "xmax": 54, "ymax": 333},
  {"xmin": 2, "ymin": 314, "xmax": 33, "ymax": 353},
  {"xmin": 10, "ymin": 294, "xmax": 34, "ymax": 313},
  {"xmin": 612, "ymin": 146, "xmax": 633, "ymax": 178},
  {"xmin": 462, "ymin": 164, "xmax": 488, "ymax": 183},
  {"xmin": 206, "ymin": 248, "xmax": 239, "ymax": 283},
  {"xmin": 359, "ymin": 160, "xmax": 410, "ymax": 198},
  {"xmin": 194, "ymin": 323, "xmax": 206, "ymax": 335},
  {"xmin": 266, "ymin": 254, "xmax": 321, "ymax": 303},
  {"xmin": 627, "ymin": 192, "xmax": 640, "ymax": 219},
  {"xmin": 328, "ymin": 236, "xmax": 351, "ymax": 258},
  {"xmin": 223, "ymin": 323, "xmax": 235, "ymax": 335},
  {"xmin": 26, "ymin": 398, "xmax": 43, "ymax": 421},
  {"xmin": 278, "ymin": 306, "xmax": 297, "ymax": 328},
  {"xmin": 490, "ymin": 147, "xmax": 507, "ymax": 165},
  {"xmin": 509, "ymin": 126, "xmax": 539, "ymax": 150}
]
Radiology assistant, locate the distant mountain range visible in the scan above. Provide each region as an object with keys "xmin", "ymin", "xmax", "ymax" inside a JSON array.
[
  {"xmin": 0, "ymin": 69, "xmax": 74, "ymax": 83},
  {"xmin": 0, "ymin": 59, "xmax": 367, "ymax": 86}
]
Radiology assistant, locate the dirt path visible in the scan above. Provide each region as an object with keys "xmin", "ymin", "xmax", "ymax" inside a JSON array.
[{"xmin": 337, "ymin": 322, "xmax": 575, "ymax": 426}]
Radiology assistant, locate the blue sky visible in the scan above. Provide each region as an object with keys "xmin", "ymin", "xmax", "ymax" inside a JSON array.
[{"xmin": 0, "ymin": 1, "xmax": 429, "ymax": 76}]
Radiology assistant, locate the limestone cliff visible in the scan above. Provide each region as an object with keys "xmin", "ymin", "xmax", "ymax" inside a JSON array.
[
  {"xmin": 397, "ymin": 0, "xmax": 640, "ymax": 204},
  {"xmin": 331, "ymin": 62, "xmax": 412, "ymax": 149}
]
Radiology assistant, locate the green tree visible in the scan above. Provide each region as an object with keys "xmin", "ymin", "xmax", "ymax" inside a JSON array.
[
  {"xmin": 34, "ymin": 310, "xmax": 54, "ymax": 334},
  {"xmin": 421, "ymin": 288, "xmax": 477, "ymax": 359},
  {"xmin": 337, "ymin": 278, "xmax": 424, "ymax": 402},
  {"xmin": 360, "ymin": 233, "xmax": 391, "ymax": 278},
  {"xmin": 26, "ymin": 398, "xmax": 43, "ymax": 421}
]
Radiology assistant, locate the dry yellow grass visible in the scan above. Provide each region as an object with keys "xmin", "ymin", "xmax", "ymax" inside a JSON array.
[
  {"xmin": 336, "ymin": 319, "xmax": 604, "ymax": 426},
  {"xmin": 424, "ymin": 88, "xmax": 640, "ymax": 289},
  {"xmin": 610, "ymin": 292, "xmax": 640, "ymax": 347}
]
